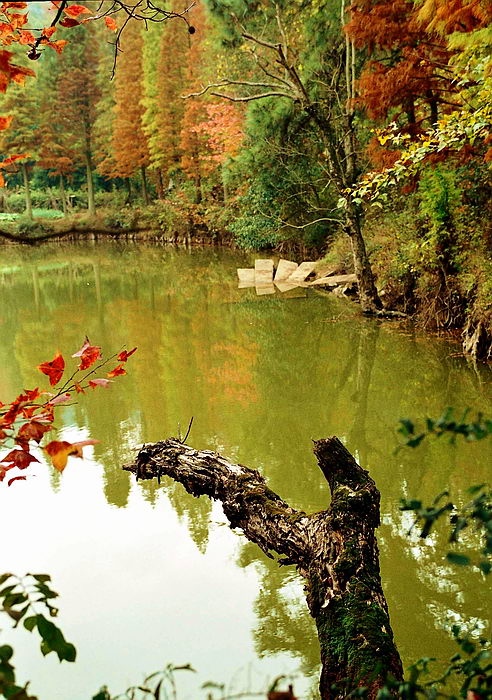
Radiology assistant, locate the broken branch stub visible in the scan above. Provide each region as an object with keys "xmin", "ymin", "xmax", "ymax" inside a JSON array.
[{"xmin": 126, "ymin": 437, "xmax": 403, "ymax": 698}]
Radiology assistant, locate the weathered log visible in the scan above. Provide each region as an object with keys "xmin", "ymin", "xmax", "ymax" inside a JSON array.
[{"xmin": 125, "ymin": 437, "xmax": 403, "ymax": 699}]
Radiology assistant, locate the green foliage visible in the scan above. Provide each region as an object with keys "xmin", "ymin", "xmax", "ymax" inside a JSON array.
[
  {"xmin": 363, "ymin": 630, "xmax": 492, "ymax": 698},
  {"xmin": 102, "ymin": 207, "xmax": 140, "ymax": 232},
  {"xmin": 397, "ymin": 408, "xmax": 492, "ymax": 448},
  {"xmin": 400, "ymin": 484, "xmax": 492, "ymax": 576},
  {"xmin": 229, "ymin": 179, "xmax": 281, "ymax": 250},
  {"xmin": 15, "ymin": 216, "xmax": 50, "ymax": 238},
  {"xmin": 418, "ymin": 167, "xmax": 462, "ymax": 239},
  {"xmin": 93, "ymin": 663, "xmax": 196, "ymax": 700},
  {"xmin": 0, "ymin": 573, "xmax": 76, "ymax": 700}
]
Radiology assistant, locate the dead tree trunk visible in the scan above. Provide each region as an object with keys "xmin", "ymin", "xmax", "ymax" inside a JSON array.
[{"xmin": 125, "ymin": 437, "xmax": 403, "ymax": 699}]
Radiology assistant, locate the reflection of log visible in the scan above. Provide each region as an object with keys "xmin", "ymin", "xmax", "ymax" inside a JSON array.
[{"xmin": 125, "ymin": 437, "xmax": 403, "ymax": 699}]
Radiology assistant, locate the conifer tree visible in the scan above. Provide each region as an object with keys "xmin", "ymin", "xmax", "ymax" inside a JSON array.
[
  {"xmin": 56, "ymin": 26, "xmax": 100, "ymax": 216},
  {"xmin": 93, "ymin": 20, "xmax": 118, "ymax": 183},
  {"xmin": 179, "ymin": 1, "xmax": 209, "ymax": 203},
  {"xmin": 112, "ymin": 19, "xmax": 150, "ymax": 203},
  {"xmin": 346, "ymin": 0, "xmax": 453, "ymax": 128},
  {"xmin": 141, "ymin": 21, "xmax": 166, "ymax": 196},
  {"xmin": 0, "ymin": 75, "xmax": 40, "ymax": 220},
  {"xmin": 155, "ymin": 0, "xmax": 189, "ymax": 190}
]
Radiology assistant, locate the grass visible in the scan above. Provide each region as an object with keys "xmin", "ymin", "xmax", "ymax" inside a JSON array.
[{"xmin": 0, "ymin": 208, "xmax": 64, "ymax": 222}]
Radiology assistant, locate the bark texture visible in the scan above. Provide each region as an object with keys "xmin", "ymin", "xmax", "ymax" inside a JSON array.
[{"xmin": 125, "ymin": 437, "xmax": 403, "ymax": 699}]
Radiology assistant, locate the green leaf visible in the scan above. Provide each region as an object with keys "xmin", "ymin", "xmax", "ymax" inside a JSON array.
[
  {"xmin": 446, "ymin": 552, "xmax": 471, "ymax": 566},
  {"xmin": 36, "ymin": 614, "xmax": 76, "ymax": 662},
  {"xmin": 23, "ymin": 615, "xmax": 38, "ymax": 632},
  {"xmin": 0, "ymin": 645, "xmax": 14, "ymax": 661}
]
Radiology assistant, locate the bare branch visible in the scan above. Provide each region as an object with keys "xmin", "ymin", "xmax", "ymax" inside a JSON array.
[
  {"xmin": 182, "ymin": 78, "xmax": 293, "ymax": 99},
  {"xmin": 210, "ymin": 91, "xmax": 295, "ymax": 102}
]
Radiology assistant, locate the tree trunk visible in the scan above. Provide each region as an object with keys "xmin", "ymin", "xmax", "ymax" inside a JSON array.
[
  {"xmin": 21, "ymin": 162, "xmax": 32, "ymax": 221},
  {"xmin": 141, "ymin": 165, "xmax": 150, "ymax": 205},
  {"xmin": 59, "ymin": 174, "xmax": 67, "ymax": 216},
  {"xmin": 125, "ymin": 178, "xmax": 132, "ymax": 205},
  {"xmin": 84, "ymin": 150, "xmax": 95, "ymax": 217},
  {"xmin": 125, "ymin": 437, "xmax": 403, "ymax": 698},
  {"xmin": 156, "ymin": 169, "xmax": 164, "ymax": 199},
  {"xmin": 345, "ymin": 204, "xmax": 382, "ymax": 313}
]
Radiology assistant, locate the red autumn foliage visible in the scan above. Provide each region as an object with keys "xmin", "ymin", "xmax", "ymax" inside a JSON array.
[
  {"xmin": 107, "ymin": 364, "xmax": 126, "ymax": 378},
  {"xmin": 37, "ymin": 352, "xmax": 65, "ymax": 387},
  {"xmin": 0, "ymin": 340, "xmax": 136, "ymax": 482},
  {"xmin": 72, "ymin": 337, "xmax": 102, "ymax": 371},
  {"xmin": 117, "ymin": 347, "xmax": 137, "ymax": 362}
]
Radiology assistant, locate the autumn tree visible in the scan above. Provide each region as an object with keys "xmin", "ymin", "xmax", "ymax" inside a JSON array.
[
  {"xmin": 0, "ymin": 66, "xmax": 40, "ymax": 219},
  {"xmin": 55, "ymin": 25, "xmax": 101, "ymax": 216},
  {"xmin": 154, "ymin": 0, "xmax": 189, "ymax": 190},
  {"xmin": 36, "ymin": 49, "xmax": 75, "ymax": 214},
  {"xmin": 112, "ymin": 18, "xmax": 150, "ymax": 203},
  {"xmin": 141, "ymin": 20, "xmax": 166, "ymax": 196},
  {"xmin": 196, "ymin": 0, "xmax": 382, "ymax": 312},
  {"xmin": 93, "ymin": 18, "xmax": 118, "ymax": 184},
  {"xmin": 179, "ymin": 1, "xmax": 210, "ymax": 203}
]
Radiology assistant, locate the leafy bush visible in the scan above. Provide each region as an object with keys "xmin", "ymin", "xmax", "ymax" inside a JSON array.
[
  {"xmin": 101, "ymin": 207, "xmax": 140, "ymax": 231},
  {"xmin": 16, "ymin": 215, "xmax": 50, "ymax": 237}
]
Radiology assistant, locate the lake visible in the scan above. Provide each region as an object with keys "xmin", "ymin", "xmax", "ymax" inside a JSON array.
[{"xmin": 1, "ymin": 242, "xmax": 491, "ymax": 699}]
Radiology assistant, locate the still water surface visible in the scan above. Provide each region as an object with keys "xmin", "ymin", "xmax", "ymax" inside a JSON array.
[{"xmin": 0, "ymin": 243, "xmax": 491, "ymax": 699}]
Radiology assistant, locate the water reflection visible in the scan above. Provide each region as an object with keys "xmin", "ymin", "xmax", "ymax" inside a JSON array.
[{"xmin": 0, "ymin": 243, "xmax": 491, "ymax": 697}]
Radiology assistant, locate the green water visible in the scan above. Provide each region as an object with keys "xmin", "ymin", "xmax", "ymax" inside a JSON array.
[{"xmin": 0, "ymin": 243, "xmax": 491, "ymax": 699}]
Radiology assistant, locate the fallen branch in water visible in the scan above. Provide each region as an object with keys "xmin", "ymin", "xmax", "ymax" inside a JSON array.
[{"xmin": 125, "ymin": 437, "xmax": 403, "ymax": 699}]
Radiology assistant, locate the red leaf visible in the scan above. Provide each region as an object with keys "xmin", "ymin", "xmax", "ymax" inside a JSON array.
[
  {"xmin": 63, "ymin": 4, "xmax": 91, "ymax": 18},
  {"xmin": 0, "ymin": 115, "xmax": 13, "ymax": 130},
  {"xmin": 47, "ymin": 39, "xmax": 68, "ymax": 54},
  {"xmin": 37, "ymin": 352, "xmax": 65, "ymax": 386},
  {"xmin": 8, "ymin": 475, "xmax": 27, "ymax": 486},
  {"xmin": 0, "ymin": 464, "xmax": 14, "ymax": 481},
  {"xmin": 44, "ymin": 438, "xmax": 99, "ymax": 472},
  {"xmin": 59, "ymin": 17, "xmax": 79, "ymax": 27},
  {"xmin": 104, "ymin": 16, "xmax": 117, "ymax": 31},
  {"xmin": 1, "ymin": 153, "xmax": 28, "ymax": 167},
  {"xmin": 107, "ymin": 364, "xmax": 126, "ymax": 378},
  {"xmin": 72, "ymin": 337, "xmax": 101, "ymax": 370},
  {"xmin": 117, "ymin": 347, "xmax": 137, "ymax": 362},
  {"xmin": 88, "ymin": 378, "xmax": 112, "ymax": 389},
  {"xmin": 16, "ymin": 420, "xmax": 52, "ymax": 446},
  {"xmin": 0, "ymin": 449, "xmax": 39, "ymax": 469},
  {"xmin": 18, "ymin": 29, "xmax": 35, "ymax": 45},
  {"xmin": 42, "ymin": 25, "xmax": 56, "ymax": 38},
  {"xmin": 74, "ymin": 383, "xmax": 84, "ymax": 394},
  {"xmin": 46, "ymin": 392, "xmax": 71, "ymax": 406}
]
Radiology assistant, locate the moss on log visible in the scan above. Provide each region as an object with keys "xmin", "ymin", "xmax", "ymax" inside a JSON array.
[{"xmin": 125, "ymin": 437, "xmax": 403, "ymax": 699}]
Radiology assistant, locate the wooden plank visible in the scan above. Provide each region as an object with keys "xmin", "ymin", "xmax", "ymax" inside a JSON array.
[
  {"xmin": 238, "ymin": 280, "xmax": 256, "ymax": 289},
  {"xmin": 308, "ymin": 273, "xmax": 357, "ymax": 287},
  {"xmin": 287, "ymin": 261, "xmax": 316, "ymax": 283},
  {"xmin": 313, "ymin": 265, "xmax": 338, "ymax": 279},
  {"xmin": 254, "ymin": 259, "xmax": 274, "ymax": 285},
  {"xmin": 274, "ymin": 282, "xmax": 308, "ymax": 298},
  {"xmin": 255, "ymin": 283, "xmax": 275, "ymax": 295},
  {"xmin": 274, "ymin": 259, "xmax": 298, "ymax": 281},
  {"xmin": 237, "ymin": 268, "xmax": 255, "ymax": 283},
  {"xmin": 274, "ymin": 280, "xmax": 300, "ymax": 293}
]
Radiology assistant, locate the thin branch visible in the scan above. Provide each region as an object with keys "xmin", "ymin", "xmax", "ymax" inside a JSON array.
[{"xmin": 209, "ymin": 90, "xmax": 295, "ymax": 102}]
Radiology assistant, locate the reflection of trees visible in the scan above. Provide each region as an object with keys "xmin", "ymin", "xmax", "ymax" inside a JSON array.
[
  {"xmin": 1, "ymin": 242, "xmax": 492, "ymax": 670},
  {"xmin": 237, "ymin": 543, "xmax": 319, "ymax": 679}
]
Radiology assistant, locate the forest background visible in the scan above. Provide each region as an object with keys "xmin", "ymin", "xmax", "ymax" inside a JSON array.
[{"xmin": 0, "ymin": 0, "xmax": 491, "ymax": 346}]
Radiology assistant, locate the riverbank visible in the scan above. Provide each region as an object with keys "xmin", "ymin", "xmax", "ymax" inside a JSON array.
[{"xmin": 1, "ymin": 200, "xmax": 491, "ymax": 363}]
